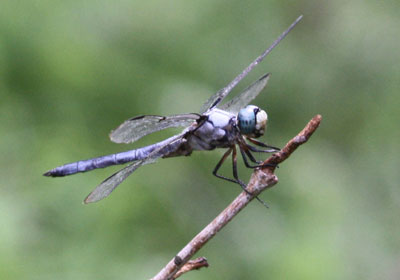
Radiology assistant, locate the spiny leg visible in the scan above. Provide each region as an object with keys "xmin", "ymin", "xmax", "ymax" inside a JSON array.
[
  {"xmin": 212, "ymin": 147, "xmax": 258, "ymax": 194},
  {"xmin": 238, "ymin": 142, "xmax": 262, "ymax": 167},
  {"xmin": 213, "ymin": 147, "xmax": 253, "ymax": 195},
  {"xmin": 212, "ymin": 146, "xmax": 269, "ymax": 208},
  {"xmin": 238, "ymin": 141, "xmax": 277, "ymax": 169},
  {"xmin": 247, "ymin": 137, "xmax": 280, "ymax": 152},
  {"xmin": 212, "ymin": 147, "xmax": 237, "ymax": 184},
  {"xmin": 232, "ymin": 146, "xmax": 269, "ymax": 208},
  {"xmin": 231, "ymin": 145, "xmax": 247, "ymax": 189},
  {"xmin": 246, "ymin": 144, "xmax": 277, "ymax": 153}
]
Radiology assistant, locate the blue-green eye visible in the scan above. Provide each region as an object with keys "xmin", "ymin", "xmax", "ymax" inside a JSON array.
[
  {"xmin": 238, "ymin": 106, "xmax": 257, "ymax": 134},
  {"xmin": 237, "ymin": 105, "xmax": 268, "ymax": 137}
]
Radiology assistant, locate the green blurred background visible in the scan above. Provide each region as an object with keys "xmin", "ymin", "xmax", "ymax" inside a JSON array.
[{"xmin": 1, "ymin": 0, "xmax": 399, "ymax": 279}]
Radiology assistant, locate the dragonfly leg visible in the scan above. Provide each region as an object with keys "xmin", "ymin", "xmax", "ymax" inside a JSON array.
[
  {"xmin": 212, "ymin": 147, "xmax": 254, "ymax": 194},
  {"xmin": 247, "ymin": 138, "xmax": 280, "ymax": 152},
  {"xmin": 238, "ymin": 141, "xmax": 277, "ymax": 169},
  {"xmin": 238, "ymin": 143, "xmax": 262, "ymax": 167},
  {"xmin": 231, "ymin": 145, "xmax": 248, "ymax": 189},
  {"xmin": 212, "ymin": 147, "xmax": 238, "ymax": 184},
  {"xmin": 212, "ymin": 146, "xmax": 269, "ymax": 208},
  {"xmin": 246, "ymin": 144, "xmax": 277, "ymax": 153},
  {"xmin": 232, "ymin": 146, "xmax": 269, "ymax": 208}
]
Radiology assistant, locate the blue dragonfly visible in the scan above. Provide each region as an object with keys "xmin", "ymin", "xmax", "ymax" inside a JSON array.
[{"xmin": 44, "ymin": 16, "xmax": 302, "ymax": 204}]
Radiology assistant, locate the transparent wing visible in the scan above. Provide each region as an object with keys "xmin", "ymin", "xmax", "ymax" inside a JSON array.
[
  {"xmin": 109, "ymin": 113, "xmax": 199, "ymax": 144},
  {"xmin": 84, "ymin": 132, "xmax": 186, "ymax": 204},
  {"xmin": 219, "ymin": 73, "xmax": 270, "ymax": 114},
  {"xmin": 199, "ymin": 15, "xmax": 302, "ymax": 114},
  {"xmin": 83, "ymin": 157, "xmax": 157, "ymax": 204}
]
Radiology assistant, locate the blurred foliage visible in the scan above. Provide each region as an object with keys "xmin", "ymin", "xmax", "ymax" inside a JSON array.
[{"xmin": 1, "ymin": 0, "xmax": 400, "ymax": 279}]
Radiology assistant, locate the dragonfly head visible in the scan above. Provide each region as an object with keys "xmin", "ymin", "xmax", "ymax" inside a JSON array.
[{"xmin": 237, "ymin": 105, "xmax": 268, "ymax": 138}]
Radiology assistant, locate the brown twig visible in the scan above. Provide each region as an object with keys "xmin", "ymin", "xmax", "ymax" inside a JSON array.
[
  {"xmin": 151, "ymin": 115, "xmax": 322, "ymax": 280},
  {"xmin": 171, "ymin": 257, "xmax": 209, "ymax": 279}
]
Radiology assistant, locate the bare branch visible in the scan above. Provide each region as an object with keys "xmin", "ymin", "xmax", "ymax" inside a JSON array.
[{"xmin": 151, "ymin": 115, "xmax": 322, "ymax": 280}]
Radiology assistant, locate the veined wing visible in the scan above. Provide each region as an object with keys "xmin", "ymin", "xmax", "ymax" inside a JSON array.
[
  {"xmin": 110, "ymin": 114, "xmax": 199, "ymax": 144},
  {"xmin": 84, "ymin": 132, "xmax": 186, "ymax": 203},
  {"xmin": 200, "ymin": 15, "xmax": 302, "ymax": 114},
  {"xmin": 219, "ymin": 73, "xmax": 270, "ymax": 114}
]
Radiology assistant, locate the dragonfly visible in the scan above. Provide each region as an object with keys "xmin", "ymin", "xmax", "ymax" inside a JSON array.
[{"xmin": 44, "ymin": 15, "xmax": 303, "ymax": 204}]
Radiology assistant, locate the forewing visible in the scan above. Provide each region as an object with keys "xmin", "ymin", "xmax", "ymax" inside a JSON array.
[
  {"xmin": 110, "ymin": 114, "xmax": 199, "ymax": 144},
  {"xmin": 219, "ymin": 73, "xmax": 270, "ymax": 114},
  {"xmin": 84, "ymin": 132, "xmax": 186, "ymax": 203},
  {"xmin": 199, "ymin": 15, "xmax": 302, "ymax": 114}
]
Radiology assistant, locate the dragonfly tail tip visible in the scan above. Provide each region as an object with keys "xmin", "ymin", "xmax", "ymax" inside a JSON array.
[
  {"xmin": 43, "ymin": 170, "xmax": 53, "ymax": 177},
  {"xmin": 43, "ymin": 168, "xmax": 66, "ymax": 177}
]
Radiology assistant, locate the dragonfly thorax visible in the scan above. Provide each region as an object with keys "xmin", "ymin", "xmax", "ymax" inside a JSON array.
[{"xmin": 237, "ymin": 105, "xmax": 268, "ymax": 138}]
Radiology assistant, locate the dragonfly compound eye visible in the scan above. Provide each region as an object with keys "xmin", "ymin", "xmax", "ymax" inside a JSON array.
[{"xmin": 238, "ymin": 105, "xmax": 268, "ymax": 137}]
